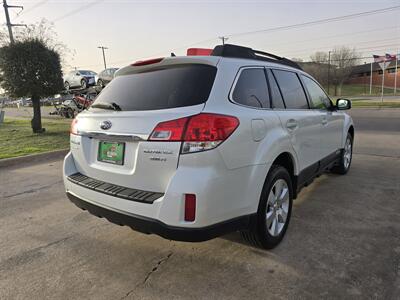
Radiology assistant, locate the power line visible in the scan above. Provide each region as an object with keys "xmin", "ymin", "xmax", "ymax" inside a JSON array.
[
  {"xmin": 140, "ymin": 6, "xmax": 400, "ymax": 63},
  {"xmin": 52, "ymin": 0, "xmax": 105, "ymax": 23},
  {"xmin": 255, "ymin": 25, "xmax": 398, "ymax": 50},
  {"xmin": 14, "ymin": 0, "xmax": 48, "ymax": 19},
  {"xmin": 225, "ymin": 5, "xmax": 400, "ymax": 39},
  {"xmin": 289, "ymin": 45, "xmax": 400, "ymax": 59},
  {"xmin": 280, "ymin": 38, "xmax": 400, "ymax": 57},
  {"xmin": 69, "ymin": 6, "xmax": 400, "ymax": 70}
]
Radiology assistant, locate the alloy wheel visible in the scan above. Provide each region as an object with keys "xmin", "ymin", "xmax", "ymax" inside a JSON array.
[
  {"xmin": 266, "ymin": 179, "xmax": 290, "ymax": 237},
  {"xmin": 344, "ymin": 137, "xmax": 352, "ymax": 169}
]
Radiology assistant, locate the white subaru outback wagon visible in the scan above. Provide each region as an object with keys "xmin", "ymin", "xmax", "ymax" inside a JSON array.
[{"xmin": 63, "ymin": 44, "xmax": 354, "ymax": 249}]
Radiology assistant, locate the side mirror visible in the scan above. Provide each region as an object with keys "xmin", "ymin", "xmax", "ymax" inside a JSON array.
[
  {"xmin": 336, "ymin": 98, "xmax": 351, "ymax": 110},
  {"xmin": 76, "ymin": 72, "xmax": 80, "ymax": 76}
]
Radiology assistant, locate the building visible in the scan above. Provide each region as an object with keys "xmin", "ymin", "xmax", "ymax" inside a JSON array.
[{"xmin": 348, "ymin": 60, "xmax": 400, "ymax": 88}]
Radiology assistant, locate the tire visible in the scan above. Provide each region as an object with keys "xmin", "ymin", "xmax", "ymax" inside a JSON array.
[
  {"xmin": 97, "ymin": 79, "xmax": 104, "ymax": 88},
  {"xmin": 81, "ymin": 79, "xmax": 87, "ymax": 89},
  {"xmin": 66, "ymin": 108, "xmax": 74, "ymax": 119},
  {"xmin": 332, "ymin": 133, "xmax": 353, "ymax": 175},
  {"xmin": 64, "ymin": 81, "xmax": 70, "ymax": 91},
  {"xmin": 241, "ymin": 165, "xmax": 293, "ymax": 249}
]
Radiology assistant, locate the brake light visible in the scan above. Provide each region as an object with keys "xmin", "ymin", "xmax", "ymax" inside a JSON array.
[
  {"xmin": 70, "ymin": 118, "xmax": 79, "ymax": 135},
  {"xmin": 187, "ymin": 48, "xmax": 213, "ymax": 56},
  {"xmin": 148, "ymin": 113, "xmax": 239, "ymax": 153},
  {"xmin": 131, "ymin": 57, "xmax": 164, "ymax": 66}
]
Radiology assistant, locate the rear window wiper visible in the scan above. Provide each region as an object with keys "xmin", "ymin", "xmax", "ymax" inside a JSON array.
[{"xmin": 92, "ymin": 102, "xmax": 121, "ymax": 111}]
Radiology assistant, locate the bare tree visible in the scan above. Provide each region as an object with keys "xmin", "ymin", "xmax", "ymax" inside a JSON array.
[
  {"xmin": 300, "ymin": 51, "xmax": 330, "ymax": 86},
  {"xmin": 330, "ymin": 47, "xmax": 360, "ymax": 96},
  {"xmin": 310, "ymin": 51, "xmax": 328, "ymax": 63}
]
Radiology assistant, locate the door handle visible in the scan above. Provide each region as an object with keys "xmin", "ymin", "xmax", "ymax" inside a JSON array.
[{"xmin": 286, "ymin": 119, "xmax": 298, "ymax": 130}]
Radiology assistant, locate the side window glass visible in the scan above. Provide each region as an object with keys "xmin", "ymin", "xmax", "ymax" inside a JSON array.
[
  {"xmin": 266, "ymin": 69, "xmax": 285, "ymax": 109},
  {"xmin": 272, "ymin": 69, "xmax": 309, "ymax": 109},
  {"xmin": 301, "ymin": 75, "xmax": 331, "ymax": 109},
  {"xmin": 232, "ymin": 68, "xmax": 270, "ymax": 108}
]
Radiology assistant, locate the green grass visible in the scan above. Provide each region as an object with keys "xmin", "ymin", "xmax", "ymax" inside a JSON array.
[
  {"xmin": 0, "ymin": 117, "xmax": 70, "ymax": 159},
  {"xmin": 326, "ymin": 84, "xmax": 397, "ymax": 97},
  {"xmin": 351, "ymin": 101, "xmax": 400, "ymax": 108}
]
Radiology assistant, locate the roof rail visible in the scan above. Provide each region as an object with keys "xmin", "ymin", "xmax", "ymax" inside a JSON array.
[{"xmin": 211, "ymin": 44, "xmax": 303, "ymax": 71}]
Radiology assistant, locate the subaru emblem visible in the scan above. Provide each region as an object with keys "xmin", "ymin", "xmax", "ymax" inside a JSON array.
[{"xmin": 100, "ymin": 120, "xmax": 112, "ymax": 130}]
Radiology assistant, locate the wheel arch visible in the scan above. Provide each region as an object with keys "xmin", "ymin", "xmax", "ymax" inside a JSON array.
[
  {"xmin": 348, "ymin": 125, "xmax": 354, "ymax": 140},
  {"xmin": 342, "ymin": 115, "xmax": 354, "ymax": 147},
  {"xmin": 270, "ymin": 151, "xmax": 298, "ymax": 198}
]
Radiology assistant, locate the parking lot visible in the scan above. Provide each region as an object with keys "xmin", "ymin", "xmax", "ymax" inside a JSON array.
[{"xmin": 0, "ymin": 108, "xmax": 399, "ymax": 299}]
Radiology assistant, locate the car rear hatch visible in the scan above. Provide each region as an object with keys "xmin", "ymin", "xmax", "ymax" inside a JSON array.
[{"xmin": 70, "ymin": 57, "xmax": 219, "ymax": 194}]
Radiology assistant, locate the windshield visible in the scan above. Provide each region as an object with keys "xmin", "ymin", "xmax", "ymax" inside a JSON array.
[
  {"xmin": 79, "ymin": 70, "xmax": 96, "ymax": 75},
  {"xmin": 92, "ymin": 64, "xmax": 217, "ymax": 111}
]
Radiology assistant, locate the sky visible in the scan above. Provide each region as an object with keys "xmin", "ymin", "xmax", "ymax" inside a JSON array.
[{"xmin": 3, "ymin": 0, "xmax": 400, "ymax": 73}]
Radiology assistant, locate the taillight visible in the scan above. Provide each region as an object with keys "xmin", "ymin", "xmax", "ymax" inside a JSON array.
[
  {"xmin": 148, "ymin": 113, "xmax": 239, "ymax": 153},
  {"xmin": 148, "ymin": 117, "xmax": 188, "ymax": 141},
  {"xmin": 70, "ymin": 118, "xmax": 79, "ymax": 135},
  {"xmin": 182, "ymin": 113, "xmax": 239, "ymax": 153}
]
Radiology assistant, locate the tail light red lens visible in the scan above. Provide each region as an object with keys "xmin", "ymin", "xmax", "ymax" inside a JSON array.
[
  {"xmin": 148, "ymin": 113, "xmax": 239, "ymax": 153},
  {"xmin": 70, "ymin": 118, "xmax": 79, "ymax": 135},
  {"xmin": 184, "ymin": 113, "xmax": 239, "ymax": 141},
  {"xmin": 184, "ymin": 194, "xmax": 196, "ymax": 222},
  {"xmin": 149, "ymin": 117, "xmax": 188, "ymax": 141}
]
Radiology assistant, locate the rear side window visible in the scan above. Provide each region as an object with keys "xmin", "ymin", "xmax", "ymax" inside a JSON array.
[
  {"xmin": 232, "ymin": 68, "xmax": 270, "ymax": 108},
  {"xmin": 272, "ymin": 69, "xmax": 309, "ymax": 109},
  {"xmin": 266, "ymin": 69, "xmax": 285, "ymax": 109},
  {"xmin": 92, "ymin": 64, "xmax": 217, "ymax": 111},
  {"xmin": 301, "ymin": 75, "xmax": 331, "ymax": 109}
]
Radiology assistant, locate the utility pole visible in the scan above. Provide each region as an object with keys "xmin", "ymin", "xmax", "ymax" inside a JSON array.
[
  {"xmin": 218, "ymin": 36, "xmax": 228, "ymax": 45},
  {"xmin": 327, "ymin": 50, "xmax": 331, "ymax": 95},
  {"xmin": 3, "ymin": 0, "xmax": 25, "ymax": 43},
  {"xmin": 97, "ymin": 46, "xmax": 108, "ymax": 69}
]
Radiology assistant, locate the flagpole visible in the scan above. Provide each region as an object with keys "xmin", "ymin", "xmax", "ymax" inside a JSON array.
[
  {"xmin": 370, "ymin": 62, "xmax": 373, "ymax": 95},
  {"xmin": 395, "ymin": 52, "xmax": 398, "ymax": 95},
  {"xmin": 381, "ymin": 63, "xmax": 385, "ymax": 102}
]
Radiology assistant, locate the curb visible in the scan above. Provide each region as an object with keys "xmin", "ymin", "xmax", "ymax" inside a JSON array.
[{"xmin": 0, "ymin": 149, "xmax": 69, "ymax": 169}]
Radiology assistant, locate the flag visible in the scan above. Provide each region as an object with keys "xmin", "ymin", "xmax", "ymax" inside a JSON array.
[
  {"xmin": 373, "ymin": 55, "xmax": 386, "ymax": 63},
  {"xmin": 385, "ymin": 53, "xmax": 397, "ymax": 61}
]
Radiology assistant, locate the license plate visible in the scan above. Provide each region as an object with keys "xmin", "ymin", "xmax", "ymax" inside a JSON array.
[{"xmin": 98, "ymin": 141, "xmax": 125, "ymax": 165}]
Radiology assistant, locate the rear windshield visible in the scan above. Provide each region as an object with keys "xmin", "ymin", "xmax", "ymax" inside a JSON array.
[{"xmin": 92, "ymin": 64, "xmax": 217, "ymax": 111}]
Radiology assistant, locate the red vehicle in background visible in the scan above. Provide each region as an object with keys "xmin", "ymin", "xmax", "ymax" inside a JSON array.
[{"xmin": 51, "ymin": 90, "xmax": 97, "ymax": 118}]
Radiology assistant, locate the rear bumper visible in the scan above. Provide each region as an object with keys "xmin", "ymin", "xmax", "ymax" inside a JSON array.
[{"xmin": 67, "ymin": 191, "xmax": 253, "ymax": 242}]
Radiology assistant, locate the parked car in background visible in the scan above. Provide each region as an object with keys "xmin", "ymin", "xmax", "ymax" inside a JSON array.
[
  {"xmin": 95, "ymin": 68, "xmax": 119, "ymax": 87},
  {"xmin": 64, "ymin": 70, "xmax": 97, "ymax": 90}
]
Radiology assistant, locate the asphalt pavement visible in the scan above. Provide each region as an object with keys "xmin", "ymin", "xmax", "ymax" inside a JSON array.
[{"xmin": 0, "ymin": 108, "xmax": 399, "ymax": 299}]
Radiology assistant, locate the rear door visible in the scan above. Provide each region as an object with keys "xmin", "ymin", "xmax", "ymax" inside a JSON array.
[
  {"xmin": 71, "ymin": 62, "xmax": 217, "ymax": 193},
  {"xmin": 267, "ymin": 68, "xmax": 322, "ymax": 178}
]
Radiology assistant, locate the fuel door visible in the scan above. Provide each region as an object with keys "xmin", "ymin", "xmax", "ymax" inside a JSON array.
[{"xmin": 251, "ymin": 119, "xmax": 267, "ymax": 142}]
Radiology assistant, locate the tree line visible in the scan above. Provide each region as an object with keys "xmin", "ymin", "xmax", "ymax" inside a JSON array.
[{"xmin": 293, "ymin": 47, "xmax": 360, "ymax": 96}]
